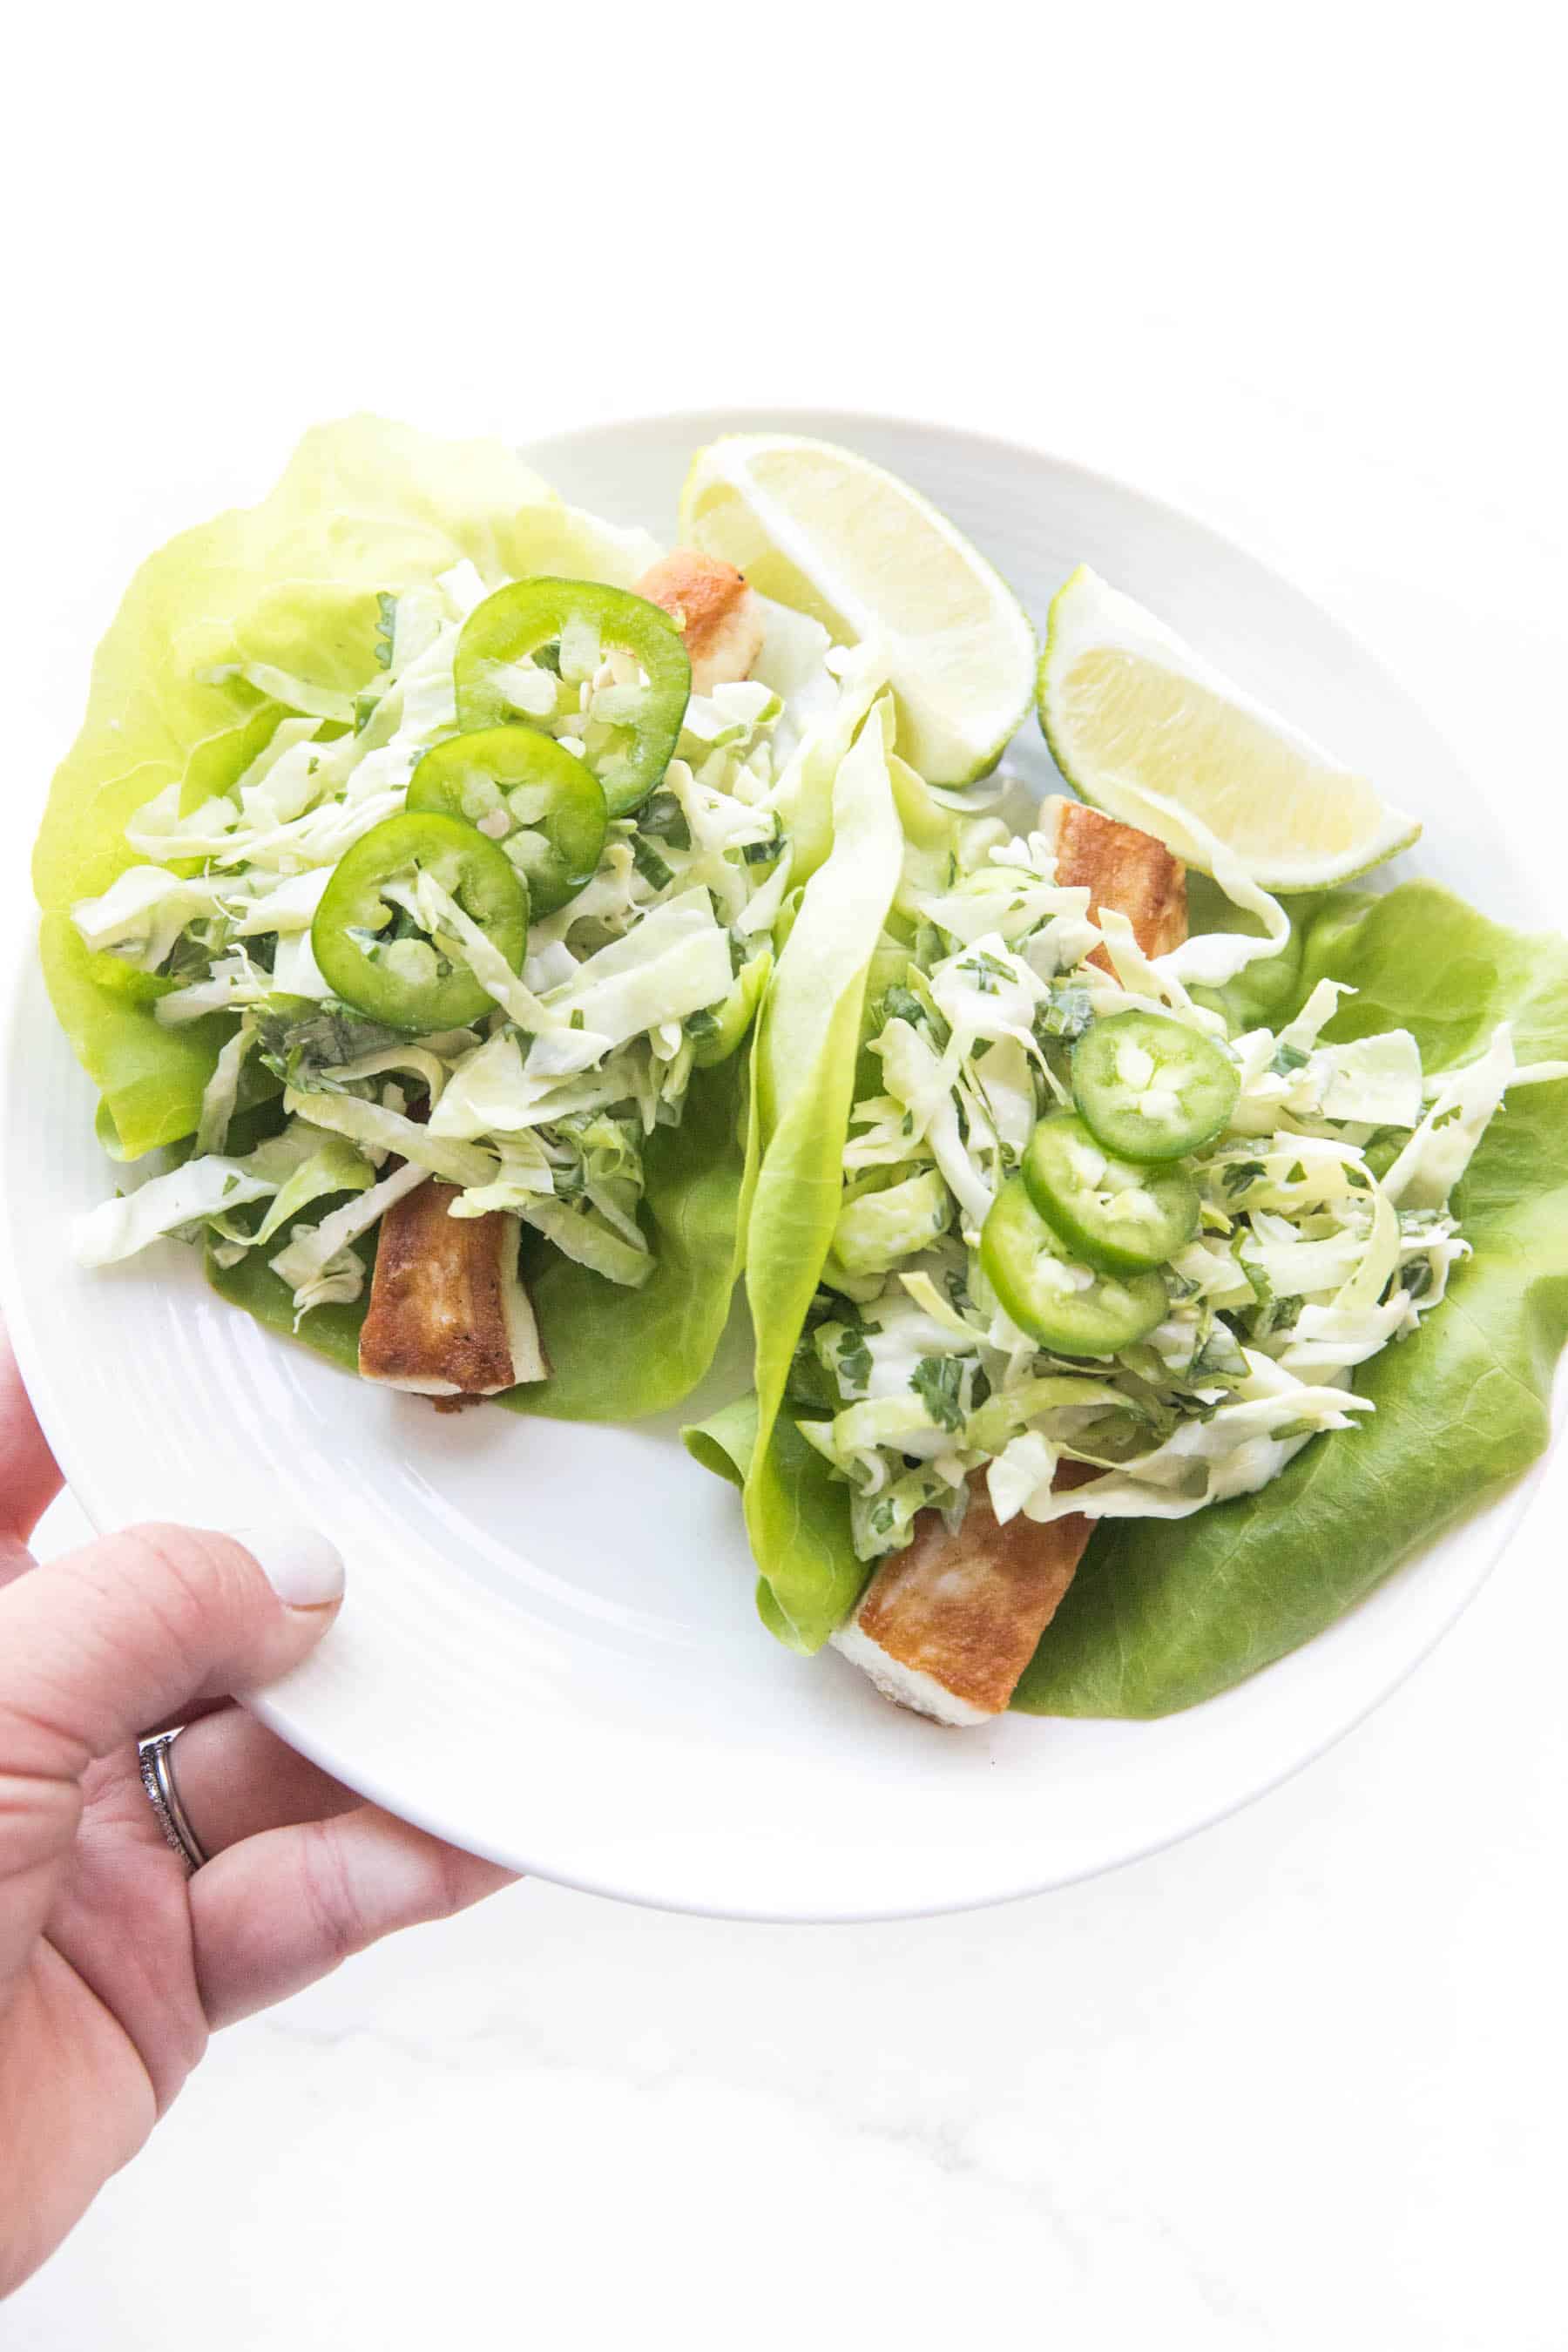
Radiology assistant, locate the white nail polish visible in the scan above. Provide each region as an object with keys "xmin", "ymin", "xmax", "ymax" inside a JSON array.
[{"xmin": 232, "ymin": 1524, "xmax": 346, "ymax": 1609}]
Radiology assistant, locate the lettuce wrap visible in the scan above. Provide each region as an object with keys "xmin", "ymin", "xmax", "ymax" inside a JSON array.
[
  {"xmin": 34, "ymin": 416, "xmax": 772, "ymax": 1425},
  {"xmin": 34, "ymin": 415, "xmax": 659, "ymax": 1160},
  {"xmin": 687, "ymin": 877, "xmax": 1568, "ymax": 1714}
]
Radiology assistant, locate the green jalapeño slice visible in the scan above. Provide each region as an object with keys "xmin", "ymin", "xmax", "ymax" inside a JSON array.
[
  {"xmin": 1071, "ymin": 1009, "xmax": 1239, "ymax": 1164},
  {"xmin": 454, "ymin": 578, "xmax": 691, "ymax": 819},
  {"xmin": 981, "ymin": 1175, "xmax": 1168, "ymax": 1357},
  {"xmin": 311, "ymin": 811, "xmax": 528, "ymax": 1031},
  {"xmin": 407, "ymin": 726, "xmax": 606, "ymax": 917},
  {"xmin": 1023, "ymin": 1112, "xmax": 1200, "ymax": 1274}
]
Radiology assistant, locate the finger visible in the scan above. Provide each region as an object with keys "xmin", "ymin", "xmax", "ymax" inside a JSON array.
[
  {"xmin": 136, "ymin": 1690, "xmax": 254, "ymax": 1740},
  {"xmin": 0, "ymin": 1520, "xmax": 343, "ymax": 2007},
  {"xmin": 0, "ymin": 1320, "xmax": 63, "ymax": 1550},
  {"xmin": 164, "ymin": 1707, "xmax": 360, "ymax": 1857},
  {"xmin": 190, "ymin": 1805, "xmax": 518, "ymax": 2027}
]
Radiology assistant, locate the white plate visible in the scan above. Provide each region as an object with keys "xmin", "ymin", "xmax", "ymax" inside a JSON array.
[{"xmin": 2, "ymin": 409, "xmax": 1553, "ymax": 1922}]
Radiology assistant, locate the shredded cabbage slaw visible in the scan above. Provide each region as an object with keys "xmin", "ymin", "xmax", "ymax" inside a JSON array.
[
  {"xmin": 70, "ymin": 560, "xmax": 845, "ymax": 1317},
  {"xmin": 788, "ymin": 814, "xmax": 1566, "ymax": 1560}
]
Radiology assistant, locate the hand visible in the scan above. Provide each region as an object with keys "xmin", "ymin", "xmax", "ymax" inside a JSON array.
[{"xmin": 0, "ymin": 1321, "xmax": 515, "ymax": 2296}]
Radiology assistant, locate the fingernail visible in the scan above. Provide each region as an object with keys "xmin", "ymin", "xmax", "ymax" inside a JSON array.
[{"xmin": 232, "ymin": 1524, "xmax": 346, "ymax": 1609}]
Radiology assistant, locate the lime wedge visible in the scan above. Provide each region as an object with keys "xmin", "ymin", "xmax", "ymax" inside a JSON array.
[
  {"xmin": 1038, "ymin": 566, "xmax": 1421, "ymax": 889},
  {"xmin": 679, "ymin": 434, "xmax": 1036, "ymax": 784}
]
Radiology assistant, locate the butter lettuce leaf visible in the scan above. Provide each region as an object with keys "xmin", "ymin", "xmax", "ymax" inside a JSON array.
[
  {"xmin": 499, "ymin": 1055, "xmax": 750, "ymax": 1422},
  {"xmin": 34, "ymin": 414, "xmax": 659, "ymax": 1158},
  {"xmin": 204, "ymin": 1237, "xmax": 372, "ymax": 1373},
  {"xmin": 737, "ymin": 700, "xmax": 906, "ymax": 1650},
  {"xmin": 1015, "ymin": 882, "xmax": 1568, "ymax": 1714},
  {"xmin": 690, "ymin": 879, "xmax": 1568, "ymax": 1713}
]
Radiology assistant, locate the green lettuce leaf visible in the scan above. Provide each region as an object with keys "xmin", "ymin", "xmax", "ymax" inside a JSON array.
[
  {"xmin": 204, "ymin": 1236, "xmax": 372, "ymax": 1373},
  {"xmin": 737, "ymin": 699, "xmax": 907, "ymax": 1650},
  {"xmin": 691, "ymin": 879, "xmax": 1568, "ymax": 1715},
  {"xmin": 682, "ymin": 1393, "xmax": 759, "ymax": 1489},
  {"xmin": 1016, "ymin": 880, "xmax": 1568, "ymax": 1714},
  {"xmin": 499, "ymin": 1055, "xmax": 750, "ymax": 1422},
  {"xmin": 34, "ymin": 414, "xmax": 659, "ymax": 1159}
]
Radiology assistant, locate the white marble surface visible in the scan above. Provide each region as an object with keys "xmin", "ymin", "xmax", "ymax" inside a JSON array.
[{"xmin": 4, "ymin": 17, "xmax": 1566, "ymax": 2342}]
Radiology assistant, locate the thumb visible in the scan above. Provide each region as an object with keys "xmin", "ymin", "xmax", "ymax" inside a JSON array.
[{"xmin": 0, "ymin": 1521, "xmax": 342, "ymax": 2003}]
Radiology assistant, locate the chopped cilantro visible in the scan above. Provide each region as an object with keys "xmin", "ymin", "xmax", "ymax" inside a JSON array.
[
  {"xmin": 957, "ymin": 948, "xmax": 1014, "ymax": 994},
  {"xmin": 632, "ymin": 835, "xmax": 674, "ymax": 891},
  {"xmin": 1034, "ymin": 984, "xmax": 1093, "ymax": 1044},
  {"xmin": 639, "ymin": 792, "xmax": 691, "ymax": 849},
  {"xmin": 881, "ymin": 984, "xmax": 927, "ymax": 1030},
  {"xmin": 909, "ymin": 1354, "xmax": 965, "ymax": 1431},
  {"xmin": 741, "ymin": 824, "xmax": 782, "ymax": 866},
  {"xmin": 1221, "ymin": 1159, "xmax": 1267, "ymax": 1198},
  {"xmin": 1239, "ymin": 1255, "xmax": 1301, "ymax": 1339},
  {"xmin": 255, "ymin": 1002, "xmax": 406, "ymax": 1090},
  {"xmin": 1190, "ymin": 1321, "xmax": 1247, "ymax": 1379},
  {"xmin": 837, "ymin": 1326, "xmax": 873, "ymax": 1392}
]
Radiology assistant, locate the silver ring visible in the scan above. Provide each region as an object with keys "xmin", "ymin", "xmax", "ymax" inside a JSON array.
[{"xmin": 138, "ymin": 1729, "xmax": 208, "ymax": 1874}]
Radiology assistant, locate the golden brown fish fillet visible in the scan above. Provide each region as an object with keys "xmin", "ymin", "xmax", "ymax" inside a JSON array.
[
  {"xmin": 1044, "ymin": 794, "xmax": 1187, "ymax": 971},
  {"xmin": 358, "ymin": 1180, "xmax": 548, "ymax": 1397},
  {"xmin": 833, "ymin": 801, "xmax": 1187, "ymax": 1724},
  {"xmin": 833, "ymin": 1462, "xmax": 1100, "ymax": 1724},
  {"xmin": 634, "ymin": 551, "xmax": 765, "ymax": 692}
]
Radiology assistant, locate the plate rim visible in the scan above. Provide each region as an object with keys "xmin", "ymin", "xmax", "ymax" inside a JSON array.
[{"xmin": 3, "ymin": 402, "xmax": 1558, "ymax": 1923}]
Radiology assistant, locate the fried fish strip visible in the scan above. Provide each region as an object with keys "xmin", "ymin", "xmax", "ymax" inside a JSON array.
[
  {"xmin": 832, "ymin": 803, "xmax": 1187, "ymax": 1723},
  {"xmin": 1044, "ymin": 793, "xmax": 1187, "ymax": 970},
  {"xmin": 634, "ymin": 551, "xmax": 765, "ymax": 692},
  {"xmin": 358, "ymin": 1181, "xmax": 548, "ymax": 1396},
  {"xmin": 833, "ymin": 1463, "xmax": 1100, "ymax": 1725}
]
